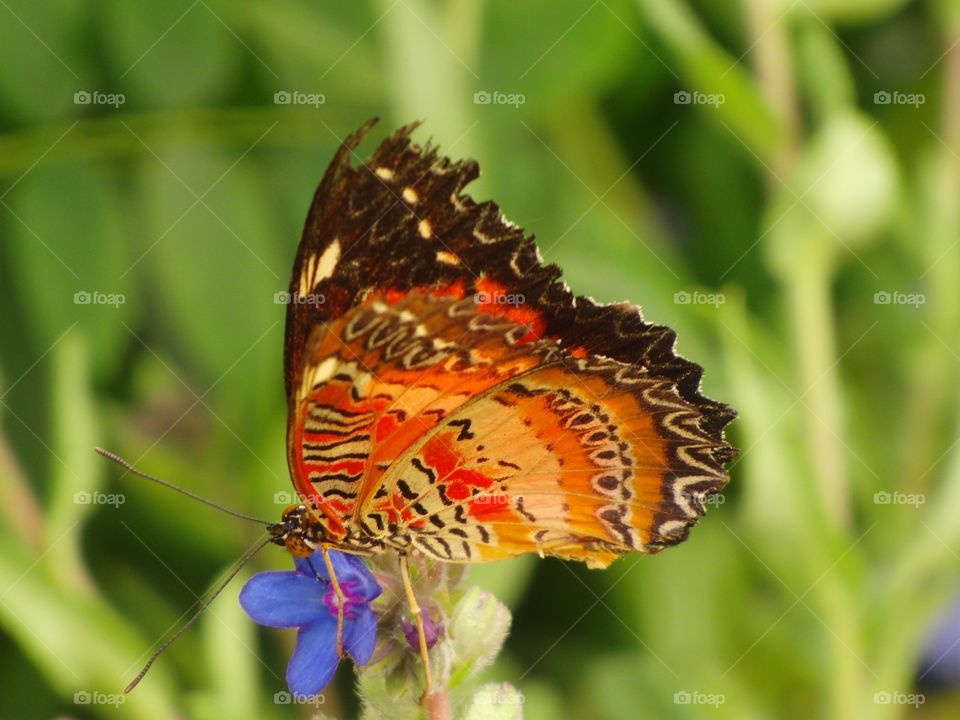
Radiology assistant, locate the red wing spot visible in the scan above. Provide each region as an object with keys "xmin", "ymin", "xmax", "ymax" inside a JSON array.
[
  {"xmin": 468, "ymin": 496, "xmax": 513, "ymax": 521},
  {"xmin": 303, "ymin": 431, "xmax": 358, "ymax": 443},
  {"xmin": 423, "ymin": 433, "xmax": 460, "ymax": 478},
  {"xmin": 328, "ymin": 499, "xmax": 354, "ymax": 516},
  {"xmin": 375, "ymin": 492, "xmax": 428, "ymax": 527},
  {"xmin": 569, "ymin": 346, "xmax": 588, "ymax": 359},
  {"xmin": 451, "ymin": 468, "xmax": 493, "ymax": 492},
  {"xmin": 502, "ymin": 306, "xmax": 545, "ymax": 344},
  {"xmin": 306, "ymin": 460, "xmax": 365, "ymax": 476},
  {"xmin": 375, "ymin": 414, "xmax": 399, "ymax": 442},
  {"xmin": 383, "ymin": 280, "xmax": 467, "ymax": 305},
  {"xmin": 423, "ymin": 433, "xmax": 495, "ymax": 501},
  {"xmin": 473, "ymin": 277, "xmax": 545, "ymax": 343},
  {"xmin": 376, "ymin": 492, "xmax": 407, "ymax": 524},
  {"xmin": 447, "ymin": 483, "xmax": 471, "ymax": 502},
  {"xmin": 385, "ymin": 289, "xmax": 407, "ymax": 305}
]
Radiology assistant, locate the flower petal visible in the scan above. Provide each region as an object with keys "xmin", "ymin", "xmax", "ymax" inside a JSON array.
[
  {"xmin": 293, "ymin": 550, "xmax": 381, "ymax": 601},
  {"xmin": 239, "ymin": 571, "xmax": 327, "ymax": 628},
  {"xmin": 329, "ymin": 552, "xmax": 382, "ymax": 601},
  {"xmin": 344, "ymin": 604, "xmax": 378, "ymax": 666},
  {"xmin": 293, "ymin": 553, "xmax": 327, "ymax": 580},
  {"xmin": 287, "ymin": 615, "xmax": 340, "ymax": 696}
]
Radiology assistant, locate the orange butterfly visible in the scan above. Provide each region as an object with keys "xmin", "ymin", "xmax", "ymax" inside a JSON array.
[{"xmin": 269, "ymin": 120, "xmax": 736, "ymax": 696}]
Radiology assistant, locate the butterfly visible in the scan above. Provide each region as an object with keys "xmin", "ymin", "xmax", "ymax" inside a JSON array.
[{"xmin": 269, "ymin": 119, "xmax": 736, "ymax": 693}]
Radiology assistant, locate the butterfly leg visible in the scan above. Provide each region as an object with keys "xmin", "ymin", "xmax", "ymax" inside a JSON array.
[
  {"xmin": 321, "ymin": 545, "xmax": 345, "ymax": 657},
  {"xmin": 399, "ymin": 553, "xmax": 433, "ymax": 700}
]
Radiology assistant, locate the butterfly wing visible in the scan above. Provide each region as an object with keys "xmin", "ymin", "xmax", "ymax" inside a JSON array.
[
  {"xmin": 283, "ymin": 120, "xmax": 735, "ymax": 566},
  {"xmin": 285, "ymin": 289, "xmax": 548, "ymax": 542}
]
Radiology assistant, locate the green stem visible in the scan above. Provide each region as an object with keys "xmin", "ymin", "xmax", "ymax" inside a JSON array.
[
  {"xmin": 0, "ymin": 426, "xmax": 44, "ymax": 551},
  {"xmin": 785, "ymin": 244, "xmax": 850, "ymax": 531},
  {"xmin": 743, "ymin": 0, "xmax": 801, "ymax": 177}
]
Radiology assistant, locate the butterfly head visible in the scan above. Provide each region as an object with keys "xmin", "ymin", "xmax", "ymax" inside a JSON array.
[{"xmin": 268, "ymin": 504, "xmax": 324, "ymax": 557}]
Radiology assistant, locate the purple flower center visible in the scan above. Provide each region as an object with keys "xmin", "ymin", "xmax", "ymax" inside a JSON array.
[{"xmin": 322, "ymin": 579, "xmax": 366, "ymax": 620}]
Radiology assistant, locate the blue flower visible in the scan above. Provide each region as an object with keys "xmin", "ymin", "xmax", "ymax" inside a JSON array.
[{"xmin": 239, "ymin": 549, "xmax": 381, "ymax": 696}]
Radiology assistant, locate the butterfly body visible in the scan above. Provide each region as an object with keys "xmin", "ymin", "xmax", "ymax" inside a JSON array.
[{"xmin": 279, "ymin": 120, "xmax": 736, "ymax": 571}]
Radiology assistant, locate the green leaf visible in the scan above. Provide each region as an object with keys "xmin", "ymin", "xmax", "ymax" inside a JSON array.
[
  {"xmin": 44, "ymin": 330, "xmax": 99, "ymax": 575},
  {"xmin": 244, "ymin": 1, "xmax": 383, "ymax": 102},
  {"xmin": 0, "ymin": 0, "xmax": 93, "ymax": 121},
  {"xmin": 764, "ymin": 112, "xmax": 899, "ymax": 279},
  {"xmin": 799, "ymin": 0, "xmax": 912, "ymax": 24},
  {"xmin": 795, "ymin": 21, "xmax": 857, "ymax": 122},
  {"xmin": 483, "ymin": 0, "xmax": 635, "ymax": 109},
  {"xmin": 0, "ymin": 534, "xmax": 179, "ymax": 720},
  {"xmin": 3, "ymin": 160, "xmax": 136, "ymax": 381},
  {"xmin": 635, "ymin": 0, "xmax": 781, "ymax": 162},
  {"xmin": 137, "ymin": 132, "xmax": 285, "ymax": 411},
  {"xmin": 0, "ymin": 332, "xmax": 180, "ymax": 719},
  {"xmin": 188, "ymin": 567, "xmax": 265, "ymax": 720},
  {"xmin": 102, "ymin": 0, "xmax": 238, "ymax": 107}
]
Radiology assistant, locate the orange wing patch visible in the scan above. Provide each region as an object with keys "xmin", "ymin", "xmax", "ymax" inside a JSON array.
[
  {"xmin": 367, "ymin": 361, "xmax": 718, "ymax": 568},
  {"xmin": 289, "ymin": 290, "xmax": 551, "ymax": 543}
]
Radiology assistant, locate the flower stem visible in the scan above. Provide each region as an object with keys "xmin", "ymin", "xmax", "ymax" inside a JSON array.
[
  {"xmin": 428, "ymin": 690, "xmax": 451, "ymax": 720},
  {"xmin": 400, "ymin": 555, "xmax": 434, "ymax": 698}
]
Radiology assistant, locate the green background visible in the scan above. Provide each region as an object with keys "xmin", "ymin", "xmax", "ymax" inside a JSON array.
[{"xmin": 1, "ymin": 0, "xmax": 960, "ymax": 718}]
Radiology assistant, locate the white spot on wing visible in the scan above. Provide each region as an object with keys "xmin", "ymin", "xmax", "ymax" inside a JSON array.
[
  {"xmin": 402, "ymin": 187, "xmax": 418, "ymax": 203},
  {"xmin": 314, "ymin": 239, "xmax": 341, "ymax": 284},
  {"xmin": 436, "ymin": 250, "xmax": 460, "ymax": 265},
  {"xmin": 298, "ymin": 253, "xmax": 317, "ymax": 297},
  {"xmin": 302, "ymin": 356, "xmax": 339, "ymax": 397},
  {"xmin": 418, "ymin": 219, "xmax": 432, "ymax": 238},
  {"xmin": 375, "ymin": 167, "xmax": 394, "ymax": 180}
]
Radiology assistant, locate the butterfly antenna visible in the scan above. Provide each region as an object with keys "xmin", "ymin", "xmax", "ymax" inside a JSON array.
[
  {"xmin": 94, "ymin": 447, "xmax": 272, "ymax": 526},
  {"xmin": 124, "ymin": 534, "xmax": 273, "ymax": 693}
]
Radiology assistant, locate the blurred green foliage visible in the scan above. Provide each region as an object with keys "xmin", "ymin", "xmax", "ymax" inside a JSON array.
[{"xmin": 2, "ymin": 1, "xmax": 960, "ymax": 718}]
